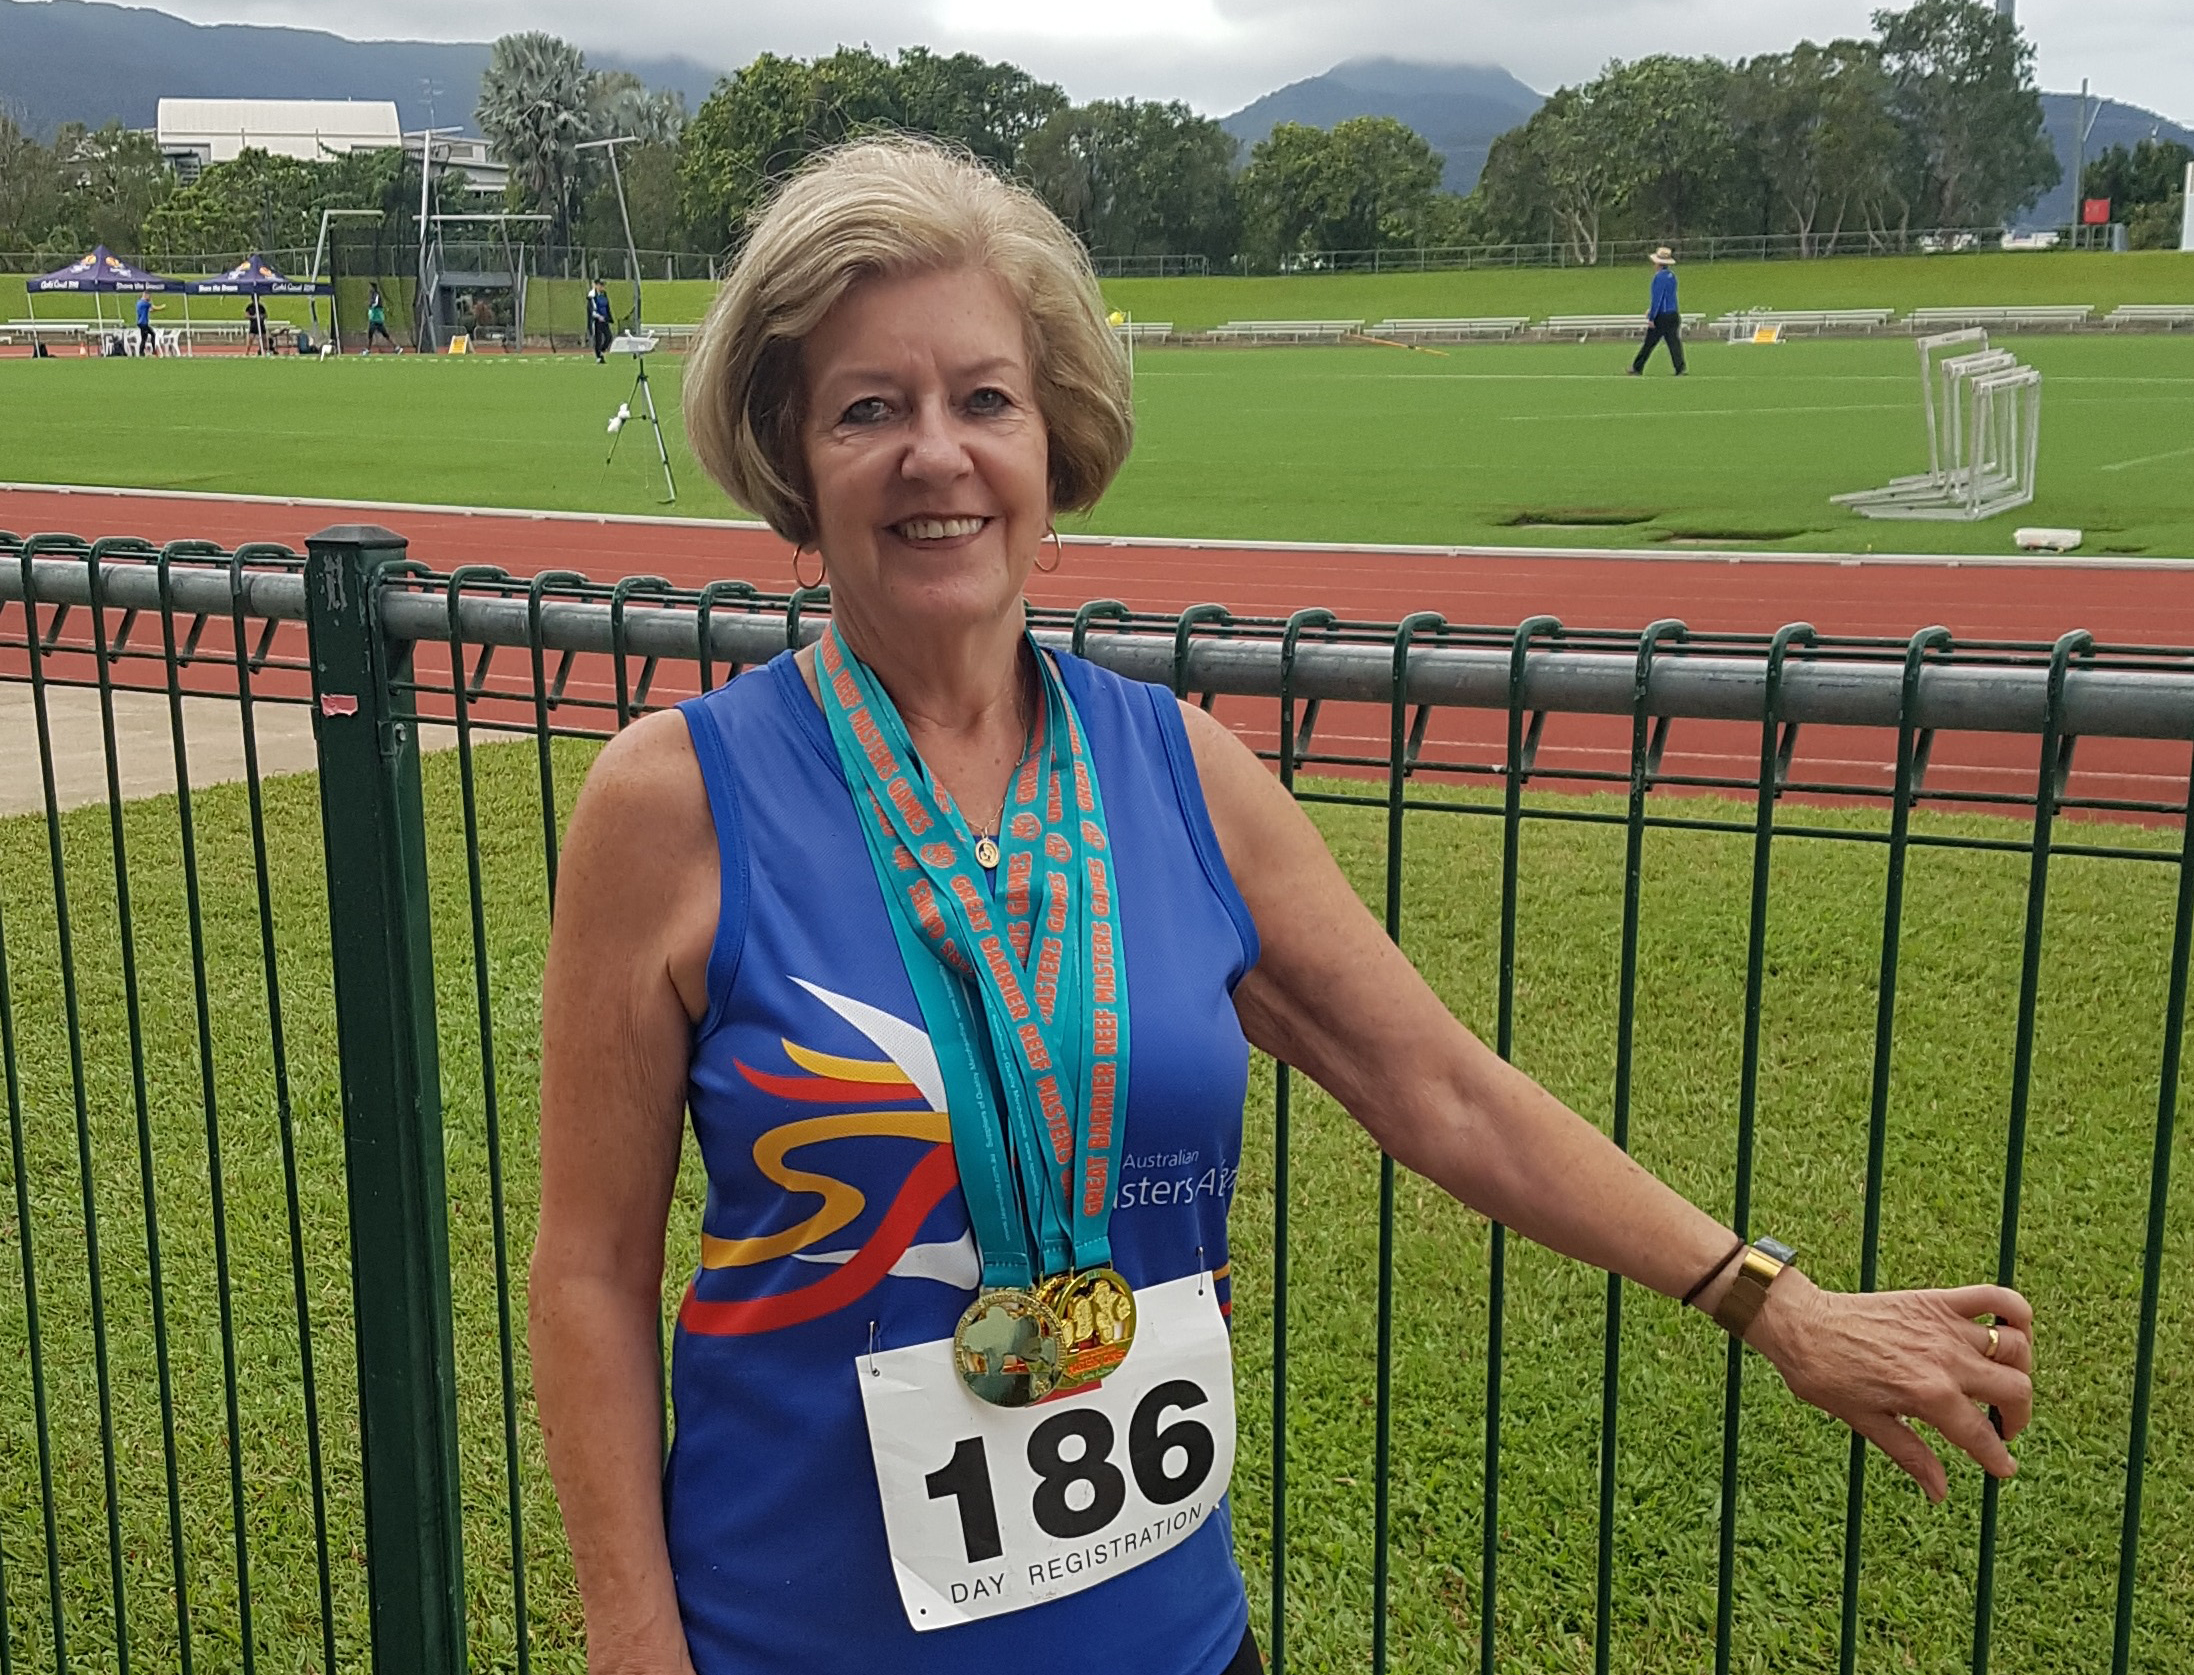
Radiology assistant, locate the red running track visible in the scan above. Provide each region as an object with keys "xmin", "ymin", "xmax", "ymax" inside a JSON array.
[{"xmin": 7, "ymin": 484, "xmax": 2193, "ymax": 815}]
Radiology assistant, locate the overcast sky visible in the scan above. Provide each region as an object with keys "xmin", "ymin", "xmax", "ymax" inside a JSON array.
[{"xmin": 144, "ymin": 0, "xmax": 2192, "ymax": 124}]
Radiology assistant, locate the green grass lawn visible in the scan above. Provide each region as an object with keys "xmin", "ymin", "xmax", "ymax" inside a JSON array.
[
  {"xmin": 0, "ymin": 735, "xmax": 2188, "ymax": 1673},
  {"xmin": 1104, "ymin": 248, "xmax": 2194, "ymax": 332},
  {"xmin": 5, "ymin": 332, "xmax": 2194, "ymax": 558}
]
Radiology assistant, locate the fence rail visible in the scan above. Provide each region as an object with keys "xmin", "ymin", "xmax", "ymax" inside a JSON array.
[{"xmin": 0, "ymin": 528, "xmax": 2186, "ymax": 1675}]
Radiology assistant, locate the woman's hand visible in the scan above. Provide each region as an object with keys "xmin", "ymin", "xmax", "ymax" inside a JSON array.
[{"xmin": 1746, "ymin": 1272, "xmax": 2034, "ymax": 1502}]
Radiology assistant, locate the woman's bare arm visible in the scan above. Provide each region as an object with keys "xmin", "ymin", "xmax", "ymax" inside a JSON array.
[
  {"xmin": 1180, "ymin": 703, "xmax": 2032, "ymax": 1502},
  {"xmin": 533, "ymin": 712, "xmax": 717, "ymax": 1673}
]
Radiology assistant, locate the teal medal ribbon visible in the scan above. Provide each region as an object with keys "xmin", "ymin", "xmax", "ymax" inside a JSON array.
[{"xmin": 815, "ymin": 624, "xmax": 1130, "ymax": 1295}]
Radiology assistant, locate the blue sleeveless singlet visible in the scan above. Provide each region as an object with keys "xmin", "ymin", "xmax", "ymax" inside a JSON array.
[{"xmin": 669, "ymin": 648, "xmax": 1259, "ymax": 1674}]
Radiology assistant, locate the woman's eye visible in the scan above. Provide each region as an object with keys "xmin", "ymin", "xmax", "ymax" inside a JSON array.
[
  {"xmin": 840, "ymin": 397, "xmax": 889, "ymax": 425},
  {"xmin": 966, "ymin": 387, "xmax": 1010, "ymax": 415}
]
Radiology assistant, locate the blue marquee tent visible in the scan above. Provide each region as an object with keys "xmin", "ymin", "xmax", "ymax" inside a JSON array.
[
  {"xmin": 186, "ymin": 254, "xmax": 332, "ymax": 298},
  {"xmin": 26, "ymin": 245, "xmax": 188, "ymax": 339},
  {"xmin": 28, "ymin": 245, "xmax": 186, "ymax": 296}
]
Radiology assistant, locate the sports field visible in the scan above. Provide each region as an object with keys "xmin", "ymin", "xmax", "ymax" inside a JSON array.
[
  {"xmin": 4, "ymin": 332, "xmax": 2193, "ymax": 557},
  {"xmin": 1101, "ymin": 248, "xmax": 2194, "ymax": 331}
]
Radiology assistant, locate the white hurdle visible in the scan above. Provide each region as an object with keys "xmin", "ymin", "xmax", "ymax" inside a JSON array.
[{"xmin": 1833, "ymin": 328, "xmax": 2044, "ymax": 521}]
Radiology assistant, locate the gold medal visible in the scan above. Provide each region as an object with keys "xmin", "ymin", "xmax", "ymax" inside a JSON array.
[
  {"xmin": 953, "ymin": 1289, "xmax": 1063, "ymax": 1407},
  {"xmin": 1040, "ymin": 1268, "xmax": 1138, "ymax": 1393},
  {"xmin": 974, "ymin": 834, "xmax": 1001, "ymax": 870}
]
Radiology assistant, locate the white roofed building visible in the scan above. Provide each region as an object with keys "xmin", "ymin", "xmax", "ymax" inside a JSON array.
[
  {"xmin": 152, "ymin": 99, "xmax": 507, "ymax": 194},
  {"xmin": 156, "ymin": 98, "xmax": 402, "ymax": 179}
]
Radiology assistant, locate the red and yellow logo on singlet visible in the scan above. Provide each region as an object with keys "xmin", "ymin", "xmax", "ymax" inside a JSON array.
[{"xmin": 679, "ymin": 981, "xmax": 965, "ymax": 1337}]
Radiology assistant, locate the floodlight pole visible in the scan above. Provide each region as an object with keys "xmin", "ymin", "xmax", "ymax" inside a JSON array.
[
  {"xmin": 577, "ymin": 134, "xmax": 675, "ymax": 502},
  {"xmin": 2072, "ymin": 79, "xmax": 2100, "ymax": 248},
  {"xmin": 408, "ymin": 127, "xmax": 461, "ymax": 351}
]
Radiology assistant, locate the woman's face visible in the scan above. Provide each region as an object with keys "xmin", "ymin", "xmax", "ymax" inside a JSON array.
[{"xmin": 799, "ymin": 265, "xmax": 1051, "ymax": 641}]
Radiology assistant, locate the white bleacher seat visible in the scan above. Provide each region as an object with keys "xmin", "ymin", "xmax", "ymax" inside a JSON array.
[
  {"xmin": 1, "ymin": 320, "xmax": 96, "ymax": 351},
  {"xmin": 1365, "ymin": 317, "xmax": 1528, "ymax": 340},
  {"xmin": 1712, "ymin": 308, "xmax": 1896, "ymax": 339},
  {"xmin": 1112, "ymin": 321, "xmax": 1173, "ymax": 342},
  {"xmin": 1539, "ymin": 313, "xmax": 1704, "ymax": 339},
  {"xmin": 1206, "ymin": 319, "xmax": 1362, "ymax": 342},
  {"xmin": 1903, "ymin": 305, "xmax": 2093, "ymax": 330},
  {"xmin": 2104, "ymin": 304, "xmax": 2194, "ymax": 331}
]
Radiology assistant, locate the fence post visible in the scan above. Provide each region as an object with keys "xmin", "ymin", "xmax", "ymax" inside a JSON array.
[{"xmin": 302, "ymin": 524, "xmax": 468, "ymax": 1675}]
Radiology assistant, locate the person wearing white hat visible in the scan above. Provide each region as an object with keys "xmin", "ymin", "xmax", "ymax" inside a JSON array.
[{"xmin": 1628, "ymin": 246, "xmax": 1686, "ymax": 376}]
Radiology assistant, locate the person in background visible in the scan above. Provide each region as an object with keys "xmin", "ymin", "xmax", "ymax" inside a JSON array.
[
  {"xmin": 244, "ymin": 294, "xmax": 270, "ymax": 356},
  {"xmin": 364, "ymin": 284, "xmax": 400, "ymax": 354},
  {"xmin": 1629, "ymin": 245, "xmax": 1686, "ymax": 376},
  {"xmin": 588, "ymin": 278, "xmax": 615, "ymax": 362},
  {"xmin": 134, "ymin": 292, "xmax": 162, "ymax": 356}
]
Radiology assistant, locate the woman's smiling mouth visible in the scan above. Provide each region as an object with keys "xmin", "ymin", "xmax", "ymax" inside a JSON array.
[{"xmin": 890, "ymin": 516, "xmax": 990, "ymax": 542}]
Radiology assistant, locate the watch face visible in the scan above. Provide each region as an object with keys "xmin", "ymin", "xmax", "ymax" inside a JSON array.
[{"xmin": 1755, "ymin": 1237, "xmax": 1797, "ymax": 1265}]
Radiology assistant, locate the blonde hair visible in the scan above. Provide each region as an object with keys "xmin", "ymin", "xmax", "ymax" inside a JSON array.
[{"xmin": 684, "ymin": 137, "xmax": 1134, "ymax": 548}]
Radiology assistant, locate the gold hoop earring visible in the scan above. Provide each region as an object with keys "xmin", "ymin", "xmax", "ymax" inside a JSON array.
[
  {"xmin": 1035, "ymin": 529, "xmax": 1063, "ymax": 574},
  {"xmin": 792, "ymin": 546, "xmax": 824, "ymax": 590}
]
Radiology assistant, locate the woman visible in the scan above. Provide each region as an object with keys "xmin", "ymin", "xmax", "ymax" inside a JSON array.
[{"xmin": 531, "ymin": 140, "xmax": 2033, "ymax": 1675}]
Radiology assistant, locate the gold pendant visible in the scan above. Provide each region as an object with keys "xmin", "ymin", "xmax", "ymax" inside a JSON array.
[
  {"xmin": 953, "ymin": 1289, "xmax": 1064, "ymax": 1407},
  {"xmin": 974, "ymin": 835, "xmax": 1001, "ymax": 869},
  {"xmin": 1039, "ymin": 1268, "xmax": 1138, "ymax": 1393}
]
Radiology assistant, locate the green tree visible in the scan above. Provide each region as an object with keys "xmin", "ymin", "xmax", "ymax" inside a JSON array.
[
  {"xmin": 581, "ymin": 139, "xmax": 685, "ymax": 251},
  {"xmin": 1539, "ymin": 87, "xmax": 1628, "ymax": 264},
  {"xmin": 1596, "ymin": 55, "xmax": 1741, "ymax": 238},
  {"xmin": 679, "ymin": 47, "xmax": 899, "ymax": 246},
  {"xmin": 0, "ymin": 113, "xmax": 65, "ymax": 251},
  {"xmin": 1733, "ymin": 39, "xmax": 1904, "ymax": 252},
  {"xmin": 140, "ymin": 147, "xmax": 327, "ymax": 257},
  {"xmin": 37, "ymin": 122, "xmax": 173, "ymax": 257},
  {"xmin": 1017, "ymin": 99, "xmax": 1237, "ymax": 261},
  {"xmin": 1467, "ymin": 112, "xmax": 1560, "ymax": 247},
  {"xmin": 897, "ymin": 47, "xmax": 1065, "ymax": 168},
  {"xmin": 314, "ymin": 143, "xmax": 425, "ymax": 271},
  {"xmin": 477, "ymin": 31, "xmax": 598, "ymax": 245},
  {"xmin": 679, "ymin": 47, "xmax": 1065, "ymax": 249},
  {"xmin": 2083, "ymin": 137, "xmax": 2194, "ymax": 249},
  {"xmin": 591, "ymin": 72, "xmax": 687, "ymax": 147},
  {"xmin": 1238, "ymin": 116, "xmax": 1444, "ymax": 265},
  {"xmin": 1872, "ymin": 0, "xmax": 2058, "ymax": 226}
]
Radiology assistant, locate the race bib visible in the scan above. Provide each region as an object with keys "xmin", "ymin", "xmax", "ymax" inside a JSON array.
[{"xmin": 858, "ymin": 1270, "xmax": 1236, "ymax": 1630}]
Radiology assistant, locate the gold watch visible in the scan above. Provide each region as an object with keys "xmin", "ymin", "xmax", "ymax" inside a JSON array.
[{"xmin": 1711, "ymin": 1238, "xmax": 1796, "ymax": 1338}]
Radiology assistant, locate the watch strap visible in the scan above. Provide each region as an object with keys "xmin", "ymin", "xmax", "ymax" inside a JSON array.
[{"xmin": 1711, "ymin": 1241, "xmax": 1792, "ymax": 1338}]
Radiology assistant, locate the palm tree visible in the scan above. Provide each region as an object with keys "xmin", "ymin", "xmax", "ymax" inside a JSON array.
[{"xmin": 477, "ymin": 32, "xmax": 596, "ymax": 245}]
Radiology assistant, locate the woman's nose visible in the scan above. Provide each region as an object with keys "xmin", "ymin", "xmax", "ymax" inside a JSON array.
[{"xmin": 900, "ymin": 398, "xmax": 971, "ymax": 480}]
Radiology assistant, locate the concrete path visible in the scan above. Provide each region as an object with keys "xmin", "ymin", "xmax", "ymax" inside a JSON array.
[{"xmin": 2, "ymin": 684, "xmax": 453, "ymax": 817}]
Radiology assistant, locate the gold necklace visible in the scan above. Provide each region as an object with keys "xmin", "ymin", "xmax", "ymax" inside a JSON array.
[{"xmin": 971, "ymin": 688, "xmax": 1039, "ymax": 870}]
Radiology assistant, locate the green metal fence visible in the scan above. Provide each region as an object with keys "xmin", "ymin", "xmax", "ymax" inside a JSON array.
[{"xmin": 0, "ymin": 525, "xmax": 2187, "ymax": 1673}]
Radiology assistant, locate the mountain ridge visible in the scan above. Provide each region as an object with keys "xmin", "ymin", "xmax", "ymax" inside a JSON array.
[
  {"xmin": 6, "ymin": 3, "xmax": 2188, "ymax": 234},
  {"xmin": 0, "ymin": 0, "xmax": 724, "ymax": 138},
  {"xmin": 1221, "ymin": 56, "xmax": 1546, "ymax": 193}
]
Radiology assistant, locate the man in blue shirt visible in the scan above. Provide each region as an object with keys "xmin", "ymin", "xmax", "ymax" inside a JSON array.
[
  {"xmin": 1628, "ymin": 246, "xmax": 1686, "ymax": 376},
  {"xmin": 134, "ymin": 292, "xmax": 160, "ymax": 356},
  {"xmin": 588, "ymin": 279, "xmax": 614, "ymax": 362}
]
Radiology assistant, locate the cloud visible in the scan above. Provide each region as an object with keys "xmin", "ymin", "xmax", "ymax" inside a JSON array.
[{"xmin": 139, "ymin": 0, "xmax": 2194, "ymax": 123}]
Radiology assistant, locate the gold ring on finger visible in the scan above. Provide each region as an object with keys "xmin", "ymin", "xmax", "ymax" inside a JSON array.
[{"xmin": 1984, "ymin": 1324, "xmax": 2001, "ymax": 1361}]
